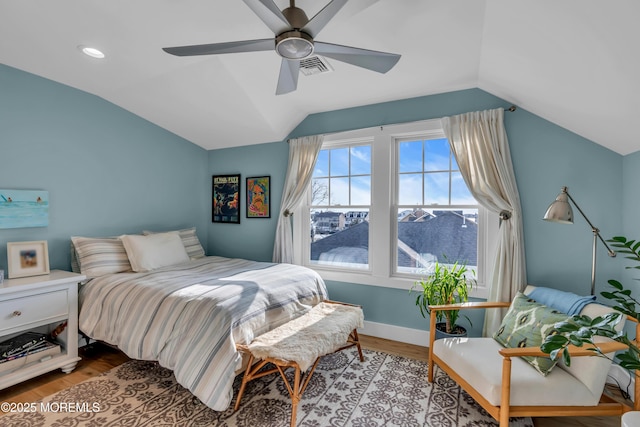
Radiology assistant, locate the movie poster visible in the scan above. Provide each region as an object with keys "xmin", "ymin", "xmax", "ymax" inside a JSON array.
[{"xmin": 212, "ymin": 174, "xmax": 240, "ymax": 223}]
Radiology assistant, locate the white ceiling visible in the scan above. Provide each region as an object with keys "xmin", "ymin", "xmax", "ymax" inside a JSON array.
[{"xmin": 1, "ymin": 0, "xmax": 638, "ymax": 154}]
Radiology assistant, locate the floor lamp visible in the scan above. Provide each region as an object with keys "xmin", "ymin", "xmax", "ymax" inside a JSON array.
[{"xmin": 543, "ymin": 186, "xmax": 616, "ymax": 295}]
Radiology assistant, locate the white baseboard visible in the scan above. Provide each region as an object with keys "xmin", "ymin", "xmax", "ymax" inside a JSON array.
[
  {"xmin": 607, "ymin": 363, "xmax": 635, "ymax": 401},
  {"xmin": 360, "ymin": 320, "xmax": 428, "ymax": 348}
]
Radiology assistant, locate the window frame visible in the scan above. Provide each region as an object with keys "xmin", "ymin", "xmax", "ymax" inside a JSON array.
[{"xmin": 292, "ymin": 119, "xmax": 497, "ymax": 298}]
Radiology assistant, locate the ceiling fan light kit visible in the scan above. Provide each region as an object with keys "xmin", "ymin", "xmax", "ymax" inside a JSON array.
[
  {"xmin": 276, "ymin": 31, "xmax": 314, "ymax": 60},
  {"xmin": 163, "ymin": 0, "xmax": 401, "ymax": 95}
]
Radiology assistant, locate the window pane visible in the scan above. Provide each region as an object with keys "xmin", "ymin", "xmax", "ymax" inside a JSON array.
[
  {"xmin": 330, "ymin": 177, "xmax": 349, "ymax": 206},
  {"xmin": 424, "ymin": 138, "xmax": 450, "ymax": 171},
  {"xmin": 396, "ymin": 208, "xmax": 478, "ymax": 275},
  {"xmin": 398, "ymin": 173, "xmax": 422, "ymax": 205},
  {"xmin": 351, "ymin": 176, "xmax": 371, "ymax": 205},
  {"xmin": 399, "ymin": 140, "xmax": 422, "ymax": 173},
  {"xmin": 450, "ymin": 172, "xmax": 474, "ymax": 204},
  {"xmin": 314, "ymin": 150, "xmax": 329, "ymax": 178},
  {"xmin": 311, "ymin": 208, "xmax": 369, "ymax": 269},
  {"xmin": 330, "ymin": 148, "xmax": 349, "ymax": 176},
  {"xmin": 424, "ymin": 172, "xmax": 449, "ymax": 205},
  {"xmin": 350, "ymin": 146, "xmax": 371, "ymax": 175},
  {"xmin": 309, "ymin": 145, "xmax": 371, "ymax": 270},
  {"xmin": 311, "ymin": 178, "xmax": 329, "ymax": 206}
]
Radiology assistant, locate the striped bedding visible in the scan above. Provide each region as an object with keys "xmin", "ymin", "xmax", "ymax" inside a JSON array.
[{"xmin": 79, "ymin": 256, "xmax": 327, "ymax": 411}]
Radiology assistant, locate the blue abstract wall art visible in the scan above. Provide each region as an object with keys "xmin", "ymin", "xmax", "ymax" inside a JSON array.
[{"xmin": 0, "ymin": 189, "xmax": 49, "ymax": 229}]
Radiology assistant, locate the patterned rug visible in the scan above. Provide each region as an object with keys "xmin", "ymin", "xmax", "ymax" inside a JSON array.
[{"xmin": 1, "ymin": 349, "xmax": 533, "ymax": 426}]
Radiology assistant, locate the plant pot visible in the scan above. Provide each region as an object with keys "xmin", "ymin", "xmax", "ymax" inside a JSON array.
[{"xmin": 434, "ymin": 322, "xmax": 468, "ymax": 340}]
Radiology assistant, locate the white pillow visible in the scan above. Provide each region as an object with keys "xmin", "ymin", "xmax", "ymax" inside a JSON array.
[
  {"xmin": 143, "ymin": 227, "xmax": 205, "ymax": 259},
  {"xmin": 119, "ymin": 231, "xmax": 190, "ymax": 272}
]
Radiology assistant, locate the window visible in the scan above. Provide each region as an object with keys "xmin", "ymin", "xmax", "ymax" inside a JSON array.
[
  {"xmin": 396, "ymin": 137, "xmax": 477, "ymax": 275},
  {"xmin": 293, "ymin": 120, "xmax": 497, "ymax": 296},
  {"xmin": 310, "ymin": 144, "xmax": 371, "ymax": 269}
]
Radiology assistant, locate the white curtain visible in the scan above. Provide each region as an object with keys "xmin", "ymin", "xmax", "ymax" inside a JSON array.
[
  {"xmin": 441, "ymin": 108, "xmax": 527, "ymax": 335},
  {"xmin": 272, "ymin": 135, "xmax": 324, "ymax": 264}
]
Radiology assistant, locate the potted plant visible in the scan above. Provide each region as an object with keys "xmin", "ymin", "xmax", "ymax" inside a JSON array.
[
  {"xmin": 411, "ymin": 259, "xmax": 476, "ymax": 338},
  {"xmin": 541, "ymin": 236, "xmax": 640, "ymax": 370}
]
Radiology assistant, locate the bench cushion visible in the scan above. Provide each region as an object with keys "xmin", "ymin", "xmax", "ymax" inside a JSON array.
[{"xmin": 247, "ymin": 302, "xmax": 364, "ymax": 371}]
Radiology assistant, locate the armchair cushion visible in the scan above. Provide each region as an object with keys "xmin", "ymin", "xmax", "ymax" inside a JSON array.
[
  {"xmin": 433, "ymin": 338, "xmax": 602, "ymax": 406},
  {"xmin": 493, "ymin": 292, "xmax": 571, "ymax": 376}
]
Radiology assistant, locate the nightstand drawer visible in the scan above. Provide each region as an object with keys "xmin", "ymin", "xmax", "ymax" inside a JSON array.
[{"xmin": 0, "ymin": 289, "xmax": 68, "ymax": 334}]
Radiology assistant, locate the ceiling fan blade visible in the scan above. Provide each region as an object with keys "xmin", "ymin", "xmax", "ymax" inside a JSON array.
[
  {"xmin": 163, "ymin": 39, "xmax": 274, "ymax": 57},
  {"xmin": 301, "ymin": 0, "xmax": 348, "ymax": 38},
  {"xmin": 242, "ymin": 0, "xmax": 291, "ymax": 35},
  {"xmin": 313, "ymin": 42, "xmax": 401, "ymax": 73},
  {"xmin": 276, "ymin": 58, "xmax": 300, "ymax": 95}
]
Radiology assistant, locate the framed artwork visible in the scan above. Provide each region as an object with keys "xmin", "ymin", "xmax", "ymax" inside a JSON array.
[
  {"xmin": 246, "ymin": 176, "xmax": 270, "ymax": 218},
  {"xmin": 7, "ymin": 240, "xmax": 50, "ymax": 278},
  {"xmin": 212, "ymin": 174, "xmax": 240, "ymax": 223},
  {"xmin": 0, "ymin": 189, "xmax": 49, "ymax": 229}
]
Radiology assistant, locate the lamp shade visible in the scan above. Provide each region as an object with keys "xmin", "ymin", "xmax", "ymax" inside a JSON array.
[{"xmin": 543, "ymin": 190, "xmax": 573, "ymax": 224}]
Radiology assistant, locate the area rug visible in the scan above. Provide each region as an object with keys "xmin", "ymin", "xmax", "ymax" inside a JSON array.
[{"xmin": 1, "ymin": 349, "xmax": 533, "ymax": 426}]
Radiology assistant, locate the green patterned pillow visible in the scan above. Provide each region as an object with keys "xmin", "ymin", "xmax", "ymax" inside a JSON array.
[{"xmin": 493, "ymin": 292, "xmax": 571, "ymax": 376}]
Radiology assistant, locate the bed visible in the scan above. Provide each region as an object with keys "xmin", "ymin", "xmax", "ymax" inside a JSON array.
[{"xmin": 73, "ymin": 229, "xmax": 327, "ymax": 411}]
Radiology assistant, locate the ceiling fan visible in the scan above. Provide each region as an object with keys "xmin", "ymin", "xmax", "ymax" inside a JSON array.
[{"xmin": 162, "ymin": 0, "xmax": 401, "ymax": 95}]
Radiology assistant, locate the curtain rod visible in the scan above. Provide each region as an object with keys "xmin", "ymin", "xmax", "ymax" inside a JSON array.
[{"xmin": 288, "ymin": 105, "xmax": 517, "ymax": 141}]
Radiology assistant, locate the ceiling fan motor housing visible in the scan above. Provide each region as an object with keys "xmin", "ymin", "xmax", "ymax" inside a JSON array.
[
  {"xmin": 275, "ymin": 5, "xmax": 313, "ymax": 60},
  {"xmin": 282, "ymin": 5, "xmax": 309, "ymax": 29}
]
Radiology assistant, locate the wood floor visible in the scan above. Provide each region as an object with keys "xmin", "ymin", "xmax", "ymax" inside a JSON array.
[{"xmin": 0, "ymin": 336, "xmax": 623, "ymax": 426}]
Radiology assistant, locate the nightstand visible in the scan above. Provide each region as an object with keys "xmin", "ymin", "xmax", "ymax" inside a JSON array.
[{"xmin": 0, "ymin": 270, "xmax": 86, "ymax": 390}]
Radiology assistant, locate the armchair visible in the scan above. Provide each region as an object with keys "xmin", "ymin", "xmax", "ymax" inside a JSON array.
[{"xmin": 427, "ymin": 287, "xmax": 640, "ymax": 426}]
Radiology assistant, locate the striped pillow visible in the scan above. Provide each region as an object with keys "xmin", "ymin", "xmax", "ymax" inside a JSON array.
[
  {"xmin": 70, "ymin": 236, "xmax": 133, "ymax": 278},
  {"xmin": 143, "ymin": 227, "xmax": 205, "ymax": 259},
  {"xmin": 70, "ymin": 242, "xmax": 81, "ymax": 274}
]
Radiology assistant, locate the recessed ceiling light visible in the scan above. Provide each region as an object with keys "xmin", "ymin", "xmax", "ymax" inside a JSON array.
[{"xmin": 78, "ymin": 45, "xmax": 105, "ymax": 59}]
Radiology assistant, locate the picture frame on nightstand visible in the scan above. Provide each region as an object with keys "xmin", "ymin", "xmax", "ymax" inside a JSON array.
[{"xmin": 7, "ymin": 240, "xmax": 50, "ymax": 278}]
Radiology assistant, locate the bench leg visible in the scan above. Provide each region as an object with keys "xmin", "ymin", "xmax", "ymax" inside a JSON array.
[
  {"xmin": 234, "ymin": 354, "xmax": 254, "ymax": 411},
  {"xmin": 273, "ymin": 357, "xmax": 322, "ymax": 427},
  {"xmin": 234, "ymin": 356, "xmax": 278, "ymax": 411},
  {"xmin": 352, "ymin": 329, "xmax": 365, "ymax": 362}
]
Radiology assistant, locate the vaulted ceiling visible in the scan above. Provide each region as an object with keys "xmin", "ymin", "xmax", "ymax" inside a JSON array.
[{"xmin": 1, "ymin": 1, "xmax": 638, "ymax": 154}]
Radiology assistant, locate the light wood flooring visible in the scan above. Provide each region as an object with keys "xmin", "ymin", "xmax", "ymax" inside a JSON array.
[{"xmin": 0, "ymin": 336, "xmax": 623, "ymax": 426}]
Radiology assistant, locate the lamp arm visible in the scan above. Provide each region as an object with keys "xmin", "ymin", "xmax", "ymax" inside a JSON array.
[{"xmin": 565, "ymin": 190, "xmax": 616, "ymax": 257}]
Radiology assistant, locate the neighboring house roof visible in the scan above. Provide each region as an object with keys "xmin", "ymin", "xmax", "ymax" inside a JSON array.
[
  {"xmin": 310, "ymin": 211, "xmax": 477, "ymax": 266},
  {"xmin": 398, "ymin": 212, "xmax": 477, "ymax": 266},
  {"xmin": 314, "ymin": 212, "xmax": 343, "ymax": 219},
  {"xmin": 311, "ymin": 222, "xmax": 369, "ymax": 264}
]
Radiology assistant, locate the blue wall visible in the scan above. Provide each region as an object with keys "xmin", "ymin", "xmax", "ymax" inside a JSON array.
[
  {"xmin": 0, "ymin": 64, "xmax": 209, "ymax": 271},
  {"xmin": 207, "ymin": 88, "xmax": 626, "ymax": 336},
  {"xmin": 207, "ymin": 142, "xmax": 288, "ymax": 261}
]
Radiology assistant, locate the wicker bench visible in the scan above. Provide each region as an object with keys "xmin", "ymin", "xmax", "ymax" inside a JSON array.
[{"xmin": 235, "ymin": 300, "xmax": 364, "ymax": 427}]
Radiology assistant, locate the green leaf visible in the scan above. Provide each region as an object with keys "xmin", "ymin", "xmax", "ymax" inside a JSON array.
[
  {"xmin": 568, "ymin": 336, "xmax": 584, "ymax": 346},
  {"xmin": 607, "ymin": 280, "xmax": 623, "ymax": 290},
  {"xmin": 554, "ymin": 323, "xmax": 579, "ymax": 333},
  {"xmin": 562, "ymin": 348, "xmax": 571, "ymax": 366}
]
